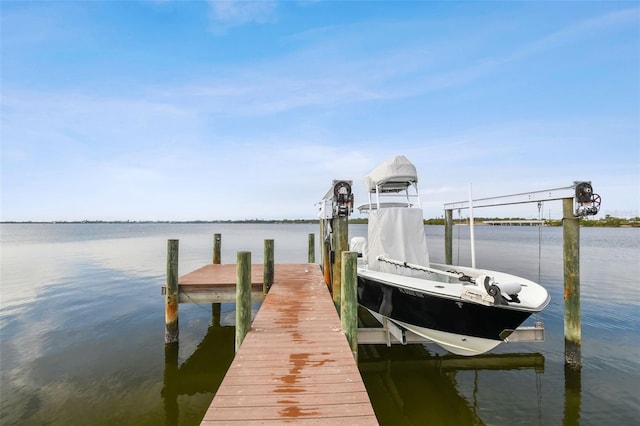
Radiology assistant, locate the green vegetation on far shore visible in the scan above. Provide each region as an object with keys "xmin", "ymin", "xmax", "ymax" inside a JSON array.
[
  {"xmin": 422, "ymin": 215, "xmax": 640, "ymax": 228},
  {"xmin": 2, "ymin": 215, "xmax": 638, "ymax": 227}
]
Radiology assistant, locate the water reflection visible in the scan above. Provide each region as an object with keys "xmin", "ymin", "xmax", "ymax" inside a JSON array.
[
  {"xmin": 563, "ymin": 366, "xmax": 581, "ymax": 426},
  {"xmin": 359, "ymin": 342, "xmax": 546, "ymax": 426},
  {"xmin": 0, "ymin": 223, "xmax": 321, "ymax": 310},
  {"xmin": 162, "ymin": 304, "xmax": 234, "ymax": 425},
  {"xmin": 1, "ymin": 224, "xmax": 636, "ymax": 425}
]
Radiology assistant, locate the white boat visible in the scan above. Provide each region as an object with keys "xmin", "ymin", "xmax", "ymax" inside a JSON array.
[{"xmin": 352, "ymin": 156, "xmax": 550, "ymax": 356}]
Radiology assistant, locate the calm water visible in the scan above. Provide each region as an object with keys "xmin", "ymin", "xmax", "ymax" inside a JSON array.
[{"xmin": 0, "ymin": 223, "xmax": 638, "ymax": 425}]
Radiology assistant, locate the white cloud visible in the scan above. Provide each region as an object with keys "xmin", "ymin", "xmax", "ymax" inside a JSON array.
[
  {"xmin": 147, "ymin": 6, "xmax": 640, "ymax": 120},
  {"xmin": 208, "ymin": 0, "xmax": 278, "ymax": 33}
]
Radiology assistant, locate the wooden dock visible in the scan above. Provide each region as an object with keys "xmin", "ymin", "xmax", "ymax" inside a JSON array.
[
  {"xmin": 165, "ymin": 263, "xmax": 268, "ymax": 303},
  {"xmin": 186, "ymin": 263, "xmax": 377, "ymax": 425}
]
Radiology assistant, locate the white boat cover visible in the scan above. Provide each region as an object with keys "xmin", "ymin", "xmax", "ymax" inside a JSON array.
[
  {"xmin": 367, "ymin": 207, "xmax": 430, "ymax": 277},
  {"xmin": 363, "ymin": 155, "xmax": 418, "ymax": 193}
]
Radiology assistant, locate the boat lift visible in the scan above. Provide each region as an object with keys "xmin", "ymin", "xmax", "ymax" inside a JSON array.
[
  {"xmin": 358, "ymin": 181, "xmax": 602, "ymax": 349},
  {"xmin": 442, "ymin": 181, "xmax": 601, "ymax": 366},
  {"xmin": 319, "ymin": 178, "xmax": 600, "ymax": 352}
]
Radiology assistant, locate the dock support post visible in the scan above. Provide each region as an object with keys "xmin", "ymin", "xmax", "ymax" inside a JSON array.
[
  {"xmin": 164, "ymin": 239, "xmax": 179, "ymax": 344},
  {"xmin": 332, "ymin": 216, "xmax": 349, "ymax": 310},
  {"xmin": 212, "ymin": 303, "xmax": 221, "ymax": 327},
  {"xmin": 445, "ymin": 209, "xmax": 453, "ymax": 265},
  {"xmin": 320, "ymin": 220, "xmax": 331, "ymax": 287},
  {"xmin": 236, "ymin": 251, "xmax": 252, "ymax": 352},
  {"xmin": 263, "ymin": 239, "xmax": 274, "ymax": 293},
  {"xmin": 308, "ymin": 233, "xmax": 315, "ymax": 264},
  {"xmin": 563, "ymin": 198, "xmax": 581, "ymax": 369},
  {"xmin": 341, "ymin": 251, "xmax": 358, "ymax": 360},
  {"xmin": 213, "ymin": 233, "xmax": 221, "ymax": 264},
  {"xmin": 323, "ymin": 239, "xmax": 331, "ymax": 288}
]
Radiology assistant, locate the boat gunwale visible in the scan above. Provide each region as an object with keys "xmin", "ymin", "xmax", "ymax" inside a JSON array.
[{"xmin": 357, "ymin": 267, "xmax": 550, "ymax": 313}]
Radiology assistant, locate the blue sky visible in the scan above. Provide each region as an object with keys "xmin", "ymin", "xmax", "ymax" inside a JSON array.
[{"xmin": 1, "ymin": 1, "xmax": 638, "ymax": 221}]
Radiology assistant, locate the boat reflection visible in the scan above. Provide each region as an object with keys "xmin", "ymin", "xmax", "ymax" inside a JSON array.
[{"xmin": 358, "ymin": 343, "xmax": 545, "ymax": 426}]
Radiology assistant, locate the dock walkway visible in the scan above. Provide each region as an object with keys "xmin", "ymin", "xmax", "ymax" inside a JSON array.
[{"xmin": 197, "ymin": 263, "xmax": 378, "ymax": 425}]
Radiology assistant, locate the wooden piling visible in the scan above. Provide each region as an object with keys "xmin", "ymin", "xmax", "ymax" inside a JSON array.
[
  {"xmin": 235, "ymin": 251, "xmax": 252, "ymax": 352},
  {"xmin": 332, "ymin": 216, "xmax": 349, "ymax": 310},
  {"xmin": 323, "ymin": 239, "xmax": 331, "ymax": 288},
  {"xmin": 308, "ymin": 233, "xmax": 315, "ymax": 264},
  {"xmin": 213, "ymin": 233, "xmax": 221, "ymax": 264},
  {"xmin": 445, "ymin": 209, "xmax": 453, "ymax": 265},
  {"xmin": 341, "ymin": 251, "xmax": 358, "ymax": 360},
  {"xmin": 212, "ymin": 303, "xmax": 221, "ymax": 327},
  {"xmin": 164, "ymin": 239, "xmax": 179, "ymax": 344},
  {"xmin": 320, "ymin": 220, "xmax": 331, "ymax": 287},
  {"xmin": 563, "ymin": 198, "xmax": 581, "ymax": 369},
  {"xmin": 263, "ymin": 239, "xmax": 274, "ymax": 293}
]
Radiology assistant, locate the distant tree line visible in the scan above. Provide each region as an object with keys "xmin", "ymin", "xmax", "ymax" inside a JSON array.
[
  {"xmin": 562, "ymin": 215, "xmax": 640, "ymax": 227},
  {"xmin": 3, "ymin": 216, "xmax": 638, "ymax": 227},
  {"xmin": 419, "ymin": 216, "xmax": 640, "ymax": 227}
]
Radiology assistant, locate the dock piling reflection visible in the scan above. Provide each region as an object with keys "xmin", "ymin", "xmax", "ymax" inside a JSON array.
[
  {"xmin": 162, "ymin": 343, "xmax": 179, "ymax": 426},
  {"xmin": 563, "ymin": 365, "xmax": 582, "ymax": 426}
]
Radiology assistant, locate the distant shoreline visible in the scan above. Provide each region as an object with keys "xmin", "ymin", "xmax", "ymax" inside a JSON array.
[
  {"xmin": 0, "ymin": 219, "xmax": 322, "ymax": 226},
  {"xmin": 2, "ymin": 216, "xmax": 638, "ymax": 227}
]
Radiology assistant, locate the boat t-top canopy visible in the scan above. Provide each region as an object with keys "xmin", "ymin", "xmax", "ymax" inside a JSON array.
[
  {"xmin": 363, "ymin": 155, "xmax": 418, "ymax": 193},
  {"xmin": 361, "ymin": 155, "xmax": 422, "ymax": 211}
]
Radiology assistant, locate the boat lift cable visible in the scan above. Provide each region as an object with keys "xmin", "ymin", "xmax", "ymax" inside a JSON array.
[
  {"xmin": 456, "ymin": 209, "xmax": 462, "ymax": 265},
  {"xmin": 537, "ymin": 202, "xmax": 543, "ymax": 285},
  {"xmin": 536, "ymin": 202, "xmax": 543, "ymax": 324},
  {"xmin": 536, "ymin": 366, "xmax": 543, "ymax": 426},
  {"xmin": 469, "ymin": 183, "xmax": 477, "ymax": 269}
]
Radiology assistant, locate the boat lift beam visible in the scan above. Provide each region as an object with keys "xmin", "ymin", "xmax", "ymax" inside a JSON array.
[
  {"xmin": 445, "ymin": 183, "xmax": 581, "ymax": 211},
  {"xmin": 444, "ymin": 181, "xmax": 601, "ymax": 219},
  {"xmin": 358, "ymin": 309, "xmax": 429, "ymax": 346},
  {"xmin": 501, "ymin": 322, "xmax": 545, "ymax": 343}
]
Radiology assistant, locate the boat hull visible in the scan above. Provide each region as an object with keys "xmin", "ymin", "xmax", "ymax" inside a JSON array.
[{"xmin": 357, "ymin": 275, "xmax": 533, "ymax": 355}]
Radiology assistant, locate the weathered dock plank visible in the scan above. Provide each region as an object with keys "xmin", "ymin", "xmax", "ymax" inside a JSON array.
[
  {"xmin": 200, "ymin": 264, "xmax": 378, "ymax": 425},
  {"xmin": 170, "ymin": 263, "xmax": 331, "ymax": 303},
  {"xmin": 164, "ymin": 264, "xmax": 261, "ymax": 304}
]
